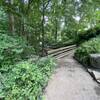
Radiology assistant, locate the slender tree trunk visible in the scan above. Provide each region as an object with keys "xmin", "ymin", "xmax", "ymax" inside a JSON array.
[
  {"xmin": 20, "ymin": 0, "xmax": 25, "ymax": 36},
  {"xmin": 8, "ymin": 0, "xmax": 15, "ymax": 34},
  {"xmin": 21, "ymin": 17, "xmax": 25, "ymax": 35},
  {"xmin": 55, "ymin": 18, "xmax": 58, "ymax": 42},
  {"xmin": 41, "ymin": 0, "xmax": 45, "ymax": 56}
]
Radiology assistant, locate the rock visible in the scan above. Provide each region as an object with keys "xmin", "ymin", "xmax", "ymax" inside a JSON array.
[
  {"xmin": 90, "ymin": 54, "xmax": 100, "ymax": 68},
  {"xmin": 87, "ymin": 67, "xmax": 100, "ymax": 84},
  {"xmin": 93, "ymin": 70, "xmax": 100, "ymax": 80}
]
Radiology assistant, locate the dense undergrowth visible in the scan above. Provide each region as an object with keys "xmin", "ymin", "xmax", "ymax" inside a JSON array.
[
  {"xmin": 0, "ymin": 33, "xmax": 55, "ymax": 100},
  {"xmin": 74, "ymin": 26, "xmax": 100, "ymax": 66},
  {"xmin": 76, "ymin": 26, "xmax": 100, "ymax": 45},
  {"xmin": 0, "ymin": 57, "xmax": 55, "ymax": 100},
  {"xmin": 48, "ymin": 39, "xmax": 74, "ymax": 49},
  {"xmin": 0, "ymin": 33, "xmax": 27, "ymax": 66},
  {"xmin": 75, "ymin": 36, "xmax": 100, "ymax": 66}
]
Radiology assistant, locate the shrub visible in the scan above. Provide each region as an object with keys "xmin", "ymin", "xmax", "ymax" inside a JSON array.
[
  {"xmin": 0, "ymin": 57, "xmax": 56, "ymax": 100},
  {"xmin": 76, "ymin": 26, "xmax": 100, "ymax": 44},
  {"xmin": 75, "ymin": 36, "xmax": 100, "ymax": 66},
  {"xmin": 50, "ymin": 39, "xmax": 74, "ymax": 49},
  {"xmin": 0, "ymin": 33, "xmax": 35, "ymax": 67},
  {"xmin": 0, "ymin": 8, "xmax": 9, "ymax": 32},
  {"xmin": 0, "ymin": 33, "xmax": 56, "ymax": 99}
]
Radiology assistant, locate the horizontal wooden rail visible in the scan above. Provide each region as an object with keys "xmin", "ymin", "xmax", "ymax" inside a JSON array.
[{"xmin": 48, "ymin": 45, "xmax": 76, "ymax": 54}]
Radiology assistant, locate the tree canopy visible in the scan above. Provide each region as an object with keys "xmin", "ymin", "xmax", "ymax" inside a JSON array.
[{"xmin": 0, "ymin": 0, "xmax": 100, "ymax": 53}]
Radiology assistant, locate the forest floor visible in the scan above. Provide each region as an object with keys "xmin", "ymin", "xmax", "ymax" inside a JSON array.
[{"xmin": 44, "ymin": 51, "xmax": 100, "ymax": 100}]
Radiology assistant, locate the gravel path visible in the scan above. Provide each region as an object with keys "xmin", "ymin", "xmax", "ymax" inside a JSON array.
[{"xmin": 44, "ymin": 53, "xmax": 100, "ymax": 100}]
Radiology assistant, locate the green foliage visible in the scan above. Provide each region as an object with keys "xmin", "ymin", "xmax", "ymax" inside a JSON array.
[
  {"xmin": 50, "ymin": 39, "xmax": 75, "ymax": 49},
  {"xmin": 0, "ymin": 0, "xmax": 100, "ymax": 51},
  {"xmin": 0, "ymin": 33, "xmax": 55, "ymax": 100},
  {"xmin": 0, "ymin": 57, "xmax": 55, "ymax": 100},
  {"xmin": 76, "ymin": 26, "xmax": 100, "ymax": 44},
  {"xmin": 0, "ymin": 7, "xmax": 8, "ymax": 32},
  {"xmin": 75, "ymin": 36, "xmax": 100, "ymax": 66},
  {"xmin": 0, "ymin": 33, "xmax": 35, "ymax": 68},
  {"xmin": 0, "ymin": 33, "xmax": 25, "ymax": 67}
]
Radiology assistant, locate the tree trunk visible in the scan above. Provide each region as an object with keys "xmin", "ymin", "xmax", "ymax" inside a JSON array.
[
  {"xmin": 55, "ymin": 18, "xmax": 58, "ymax": 42},
  {"xmin": 41, "ymin": 0, "xmax": 45, "ymax": 56},
  {"xmin": 8, "ymin": 0, "xmax": 15, "ymax": 34}
]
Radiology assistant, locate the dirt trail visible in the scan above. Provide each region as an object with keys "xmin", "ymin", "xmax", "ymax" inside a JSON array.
[{"xmin": 44, "ymin": 52, "xmax": 100, "ymax": 100}]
